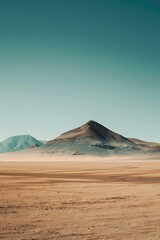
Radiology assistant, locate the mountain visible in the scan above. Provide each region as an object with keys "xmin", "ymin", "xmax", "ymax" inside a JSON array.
[
  {"xmin": 1, "ymin": 121, "xmax": 159, "ymax": 156},
  {"xmin": 0, "ymin": 135, "xmax": 43, "ymax": 154},
  {"xmin": 40, "ymin": 120, "xmax": 142, "ymax": 155}
]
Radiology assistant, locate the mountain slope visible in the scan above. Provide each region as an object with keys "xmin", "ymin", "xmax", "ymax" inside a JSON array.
[
  {"xmin": 40, "ymin": 120, "xmax": 141, "ymax": 155},
  {"xmin": 129, "ymin": 138, "xmax": 160, "ymax": 152},
  {"xmin": 0, "ymin": 135, "xmax": 43, "ymax": 154}
]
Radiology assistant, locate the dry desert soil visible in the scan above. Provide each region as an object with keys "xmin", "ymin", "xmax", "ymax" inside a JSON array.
[{"xmin": 1, "ymin": 154, "xmax": 160, "ymax": 240}]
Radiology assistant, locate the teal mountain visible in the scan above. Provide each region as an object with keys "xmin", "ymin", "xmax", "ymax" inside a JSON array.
[{"xmin": 0, "ymin": 135, "xmax": 43, "ymax": 154}]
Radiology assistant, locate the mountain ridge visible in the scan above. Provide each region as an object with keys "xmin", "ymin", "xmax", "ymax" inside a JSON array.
[{"xmin": 1, "ymin": 121, "xmax": 159, "ymax": 155}]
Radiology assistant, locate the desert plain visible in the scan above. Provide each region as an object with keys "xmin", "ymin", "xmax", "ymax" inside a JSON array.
[{"xmin": 1, "ymin": 153, "xmax": 160, "ymax": 240}]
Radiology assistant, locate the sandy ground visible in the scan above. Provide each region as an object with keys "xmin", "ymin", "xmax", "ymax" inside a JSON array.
[{"xmin": 1, "ymin": 154, "xmax": 160, "ymax": 240}]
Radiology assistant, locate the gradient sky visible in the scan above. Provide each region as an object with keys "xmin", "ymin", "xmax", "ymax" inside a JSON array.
[{"xmin": 0, "ymin": 0, "xmax": 160, "ymax": 142}]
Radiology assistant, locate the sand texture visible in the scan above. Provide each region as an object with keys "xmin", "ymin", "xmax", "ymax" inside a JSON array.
[{"xmin": 1, "ymin": 154, "xmax": 160, "ymax": 239}]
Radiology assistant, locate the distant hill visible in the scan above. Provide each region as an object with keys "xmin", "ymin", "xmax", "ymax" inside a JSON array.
[
  {"xmin": 0, "ymin": 135, "xmax": 43, "ymax": 154},
  {"xmin": 39, "ymin": 120, "xmax": 143, "ymax": 155}
]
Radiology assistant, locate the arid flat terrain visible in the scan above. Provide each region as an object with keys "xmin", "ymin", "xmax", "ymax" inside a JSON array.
[{"xmin": 1, "ymin": 154, "xmax": 160, "ymax": 240}]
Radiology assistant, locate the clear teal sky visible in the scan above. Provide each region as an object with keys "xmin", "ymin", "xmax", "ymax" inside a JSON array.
[{"xmin": 0, "ymin": 0, "xmax": 160, "ymax": 142}]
